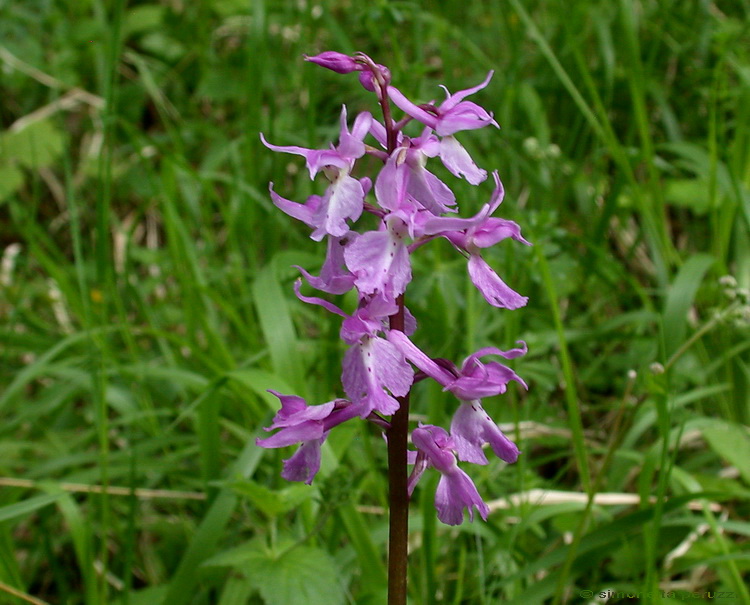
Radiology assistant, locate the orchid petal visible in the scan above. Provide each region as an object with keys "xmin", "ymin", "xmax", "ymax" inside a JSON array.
[
  {"xmin": 387, "ymin": 330, "xmax": 455, "ymax": 386},
  {"xmin": 405, "ymin": 160, "xmax": 456, "ymax": 214},
  {"xmin": 281, "ymin": 439, "xmax": 324, "ymax": 484},
  {"xmin": 375, "ymin": 154, "xmax": 409, "ymax": 211},
  {"xmin": 450, "ymin": 401, "xmax": 520, "ymax": 465},
  {"xmin": 313, "ymin": 173, "xmax": 365, "ymax": 239},
  {"xmin": 387, "ymin": 86, "xmax": 438, "ymax": 129},
  {"xmin": 439, "ymin": 71, "xmax": 494, "ymax": 111},
  {"xmin": 344, "ymin": 218, "xmax": 411, "ymax": 299},
  {"xmin": 341, "ymin": 336, "xmax": 413, "ymax": 416},
  {"xmin": 256, "ymin": 420, "xmax": 325, "ymax": 448},
  {"xmin": 293, "ymin": 237, "xmax": 355, "ymax": 295},
  {"xmin": 293, "ymin": 279, "xmax": 348, "ymax": 318},
  {"xmin": 268, "ymin": 184, "xmax": 321, "ymax": 228},
  {"xmin": 439, "ymin": 136, "xmax": 487, "ymax": 185},
  {"xmin": 467, "ymin": 254, "xmax": 528, "ymax": 309},
  {"xmin": 260, "ymin": 133, "xmax": 346, "ymax": 179},
  {"xmin": 434, "ymin": 468, "xmax": 489, "ymax": 525}
]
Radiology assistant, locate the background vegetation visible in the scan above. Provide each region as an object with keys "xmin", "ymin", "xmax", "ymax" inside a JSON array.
[{"xmin": 1, "ymin": 0, "xmax": 749, "ymax": 603}]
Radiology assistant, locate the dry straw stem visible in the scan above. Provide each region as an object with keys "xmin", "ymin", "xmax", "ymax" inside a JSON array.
[
  {"xmin": 0, "ymin": 478, "xmax": 206, "ymax": 501},
  {"xmin": 0, "ymin": 46, "xmax": 104, "ymax": 112},
  {"xmin": 357, "ymin": 489, "xmax": 723, "ymax": 518},
  {"xmin": 0, "ymin": 580, "xmax": 51, "ymax": 605},
  {"xmin": 488, "ymin": 489, "xmax": 723, "ymax": 513}
]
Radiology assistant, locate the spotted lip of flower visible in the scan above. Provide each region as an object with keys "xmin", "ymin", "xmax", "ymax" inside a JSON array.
[
  {"xmin": 343, "ymin": 213, "xmax": 412, "ymax": 303},
  {"xmin": 410, "ymin": 424, "xmax": 489, "ymax": 525},
  {"xmin": 421, "ymin": 172, "xmax": 530, "ymax": 309},
  {"xmin": 293, "ymin": 281, "xmax": 413, "ymax": 417},
  {"xmin": 260, "ymin": 108, "xmax": 372, "ymax": 240},
  {"xmin": 256, "ymin": 390, "xmax": 361, "ymax": 484},
  {"xmin": 450, "ymin": 400, "xmax": 520, "ymax": 465}
]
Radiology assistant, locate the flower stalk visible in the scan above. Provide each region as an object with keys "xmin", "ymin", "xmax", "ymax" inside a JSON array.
[{"xmin": 386, "ymin": 296, "xmax": 410, "ymax": 605}]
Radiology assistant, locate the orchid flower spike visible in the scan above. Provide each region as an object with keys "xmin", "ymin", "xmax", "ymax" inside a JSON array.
[{"xmin": 260, "ymin": 52, "xmax": 530, "ymax": 528}]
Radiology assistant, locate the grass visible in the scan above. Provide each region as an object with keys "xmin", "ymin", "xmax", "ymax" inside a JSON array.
[{"xmin": 1, "ymin": 0, "xmax": 750, "ymax": 603}]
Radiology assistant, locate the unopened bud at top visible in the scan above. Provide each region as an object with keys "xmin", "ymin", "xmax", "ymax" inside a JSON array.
[
  {"xmin": 304, "ymin": 51, "xmax": 360, "ymax": 74},
  {"xmin": 358, "ymin": 64, "xmax": 392, "ymax": 93}
]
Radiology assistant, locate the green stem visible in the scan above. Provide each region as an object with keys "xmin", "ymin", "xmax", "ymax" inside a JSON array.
[{"xmin": 534, "ymin": 245, "xmax": 591, "ymax": 494}]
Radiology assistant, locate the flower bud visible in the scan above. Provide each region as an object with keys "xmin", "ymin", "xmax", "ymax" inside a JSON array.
[
  {"xmin": 358, "ymin": 64, "xmax": 391, "ymax": 93},
  {"xmin": 304, "ymin": 51, "xmax": 359, "ymax": 74}
]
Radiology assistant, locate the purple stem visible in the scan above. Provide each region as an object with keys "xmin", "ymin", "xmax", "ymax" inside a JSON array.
[
  {"xmin": 378, "ymin": 80, "xmax": 409, "ymax": 603},
  {"xmin": 386, "ymin": 294, "xmax": 410, "ymax": 605}
]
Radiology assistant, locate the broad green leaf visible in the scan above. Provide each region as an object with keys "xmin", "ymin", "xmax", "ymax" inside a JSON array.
[
  {"xmin": 701, "ymin": 420, "xmax": 750, "ymax": 486},
  {"xmin": 662, "ymin": 253, "xmax": 714, "ymax": 358},
  {"xmin": 252, "ymin": 259, "xmax": 303, "ymax": 394},
  {"xmin": 202, "ymin": 538, "xmax": 268, "ymax": 569},
  {"xmin": 0, "ymin": 161, "xmax": 24, "ymax": 202},
  {"xmin": 0, "ymin": 493, "xmax": 62, "ymax": 523},
  {"xmin": 208, "ymin": 541, "xmax": 345, "ymax": 605},
  {"xmin": 664, "ymin": 178, "xmax": 712, "ymax": 214},
  {"xmin": 231, "ymin": 480, "xmax": 313, "ymax": 518},
  {"xmin": 122, "ymin": 4, "xmax": 165, "ymax": 37},
  {"xmin": 2, "ymin": 119, "xmax": 64, "ymax": 169},
  {"xmin": 217, "ymin": 574, "xmax": 255, "ymax": 605}
]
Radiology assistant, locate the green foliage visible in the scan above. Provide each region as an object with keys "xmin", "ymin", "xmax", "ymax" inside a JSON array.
[
  {"xmin": 0, "ymin": 119, "xmax": 65, "ymax": 202},
  {"xmin": 1, "ymin": 0, "xmax": 749, "ymax": 603},
  {"xmin": 205, "ymin": 540, "xmax": 346, "ymax": 605},
  {"xmin": 701, "ymin": 419, "xmax": 750, "ymax": 486}
]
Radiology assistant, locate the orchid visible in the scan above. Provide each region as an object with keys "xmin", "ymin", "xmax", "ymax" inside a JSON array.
[
  {"xmin": 450, "ymin": 401, "xmax": 520, "ymax": 465},
  {"xmin": 255, "ymin": 390, "xmax": 360, "ymax": 484},
  {"xmin": 386, "ymin": 71, "xmax": 499, "ymax": 136},
  {"xmin": 387, "ymin": 330, "xmax": 527, "ymax": 399},
  {"xmin": 258, "ymin": 51, "xmax": 531, "ymax": 601},
  {"xmin": 421, "ymin": 171, "xmax": 531, "ymax": 309},
  {"xmin": 373, "ymin": 129, "xmax": 457, "ymax": 215},
  {"xmin": 260, "ymin": 107, "xmax": 372, "ymax": 240},
  {"xmin": 410, "ymin": 424, "xmax": 490, "ymax": 525},
  {"xmin": 293, "ymin": 282, "xmax": 414, "ymax": 416},
  {"xmin": 343, "ymin": 214, "xmax": 412, "ymax": 301},
  {"xmin": 294, "ymin": 235, "xmax": 355, "ymax": 295}
]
